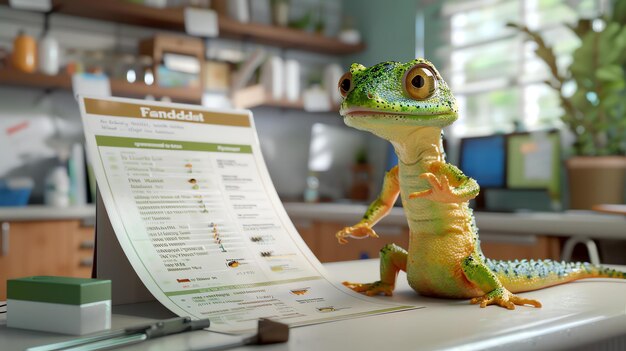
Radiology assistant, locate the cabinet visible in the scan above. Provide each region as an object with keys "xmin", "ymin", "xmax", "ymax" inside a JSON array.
[
  {"xmin": 292, "ymin": 219, "xmax": 560, "ymax": 263},
  {"xmin": 0, "ymin": 220, "xmax": 94, "ymax": 300},
  {"xmin": 293, "ymin": 220, "xmax": 410, "ymax": 263},
  {"xmin": 480, "ymin": 234, "xmax": 561, "ymax": 261}
]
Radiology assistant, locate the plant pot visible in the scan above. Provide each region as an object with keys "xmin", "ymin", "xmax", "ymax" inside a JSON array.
[{"xmin": 565, "ymin": 156, "xmax": 626, "ymax": 210}]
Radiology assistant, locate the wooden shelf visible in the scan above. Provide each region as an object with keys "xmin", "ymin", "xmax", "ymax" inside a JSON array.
[
  {"xmin": 0, "ymin": 69, "xmax": 73, "ymax": 90},
  {"xmin": 2, "ymin": 0, "xmax": 365, "ymax": 55},
  {"xmin": 218, "ymin": 17, "xmax": 365, "ymax": 55},
  {"xmin": 0, "ymin": 68, "xmax": 202, "ymax": 103},
  {"xmin": 109, "ymin": 80, "xmax": 202, "ymax": 103},
  {"xmin": 232, "ymin": 84, "xmax": 302, "ymax": 109}
]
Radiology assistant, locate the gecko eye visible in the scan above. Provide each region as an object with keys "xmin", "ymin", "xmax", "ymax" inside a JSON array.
[
  {"xmin": 403, "ymin": 64, "xmax": 437, "ymax": 100},
  {"xmin": 338, "ymin": 72, "xmax": 353, "ymax": 97}
]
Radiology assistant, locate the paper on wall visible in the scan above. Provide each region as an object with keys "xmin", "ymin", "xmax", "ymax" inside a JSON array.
[
  {"xmin": 78, "ymin": 96, "xmax": 418, "ymax": 334},
  {"xmin": 522, "ymin": 132, "xmax": 553, "ymax": 181},
  {"xmin": 72, "ymin": 74, "xmax": 111, "ymax": 98}
]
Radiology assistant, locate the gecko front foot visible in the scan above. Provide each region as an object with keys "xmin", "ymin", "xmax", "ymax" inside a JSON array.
[
  {"xmin": 470, "ymin": 287, "xmax": 542, "ymax": 310},
  {"xmin": 343, "ymin": 281, "xmax": 394, "ymax": 296},
  {"xmin": 335, "ymin": 223, "xmax": 379, "ymax": 244},
  {"xmin": 409, "ymin": 172, "xmax": 463, "ymax": 203},
  {"xmin": 409, "ymin": 161, "xmax": 479, "ymax": 203}
]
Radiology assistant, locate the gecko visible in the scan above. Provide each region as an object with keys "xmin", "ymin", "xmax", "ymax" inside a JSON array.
[{"xmin": 334, "ymin": 58, "xmax": 626, "ymax": 309}]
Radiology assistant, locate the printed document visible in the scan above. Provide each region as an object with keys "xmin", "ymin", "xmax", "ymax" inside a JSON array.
[{"xmin": 79, "ymin": 96, "xmax": 418, "ymax": 333}]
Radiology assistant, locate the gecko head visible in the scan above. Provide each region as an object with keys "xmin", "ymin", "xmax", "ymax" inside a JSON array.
[{"xmin": 338, "ymin": 58, "xmax": 458, "ymax": 136}]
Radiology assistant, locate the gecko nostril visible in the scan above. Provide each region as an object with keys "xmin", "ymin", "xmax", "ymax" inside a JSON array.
[{"xmin": 367, "ymin": 92, "xmax": 374, "ymax": 99}]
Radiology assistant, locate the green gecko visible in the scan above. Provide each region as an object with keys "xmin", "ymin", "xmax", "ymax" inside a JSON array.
[{"xmin": 335, "ymin": 58, "xmax": 626, "ymax": 309}]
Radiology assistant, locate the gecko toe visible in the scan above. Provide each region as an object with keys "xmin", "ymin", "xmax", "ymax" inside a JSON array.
[{"xmin": 471, "ymin": 288, "xmax": 541, "ymax": 310}]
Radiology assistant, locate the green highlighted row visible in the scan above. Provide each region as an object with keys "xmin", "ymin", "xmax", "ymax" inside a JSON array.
[{"xmin": 96, "ymin": 135, "xmax": 252, "ymax": 154}]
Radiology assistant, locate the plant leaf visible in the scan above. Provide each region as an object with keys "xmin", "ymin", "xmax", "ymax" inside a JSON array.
[{"xmin": 596, "ymin": 65, "xmax": 624, "ymax": 81}]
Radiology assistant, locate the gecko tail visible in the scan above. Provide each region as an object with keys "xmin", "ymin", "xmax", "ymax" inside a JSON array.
[
  {"xmin": 485, "ymin": 258, "xmax": 626, "ymax": 293},
  {"xmin": 591, "ymin": 265, "xmax": 626, "ymax": 279}
]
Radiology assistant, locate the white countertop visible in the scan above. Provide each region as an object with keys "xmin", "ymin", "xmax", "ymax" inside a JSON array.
[
  {"xmin": 2, "ymin": 259, "xmax": 626, "ymax": 351},
  {"xmin": 0, "ymin": 205, "xmax": 96, "ymax": 222}
]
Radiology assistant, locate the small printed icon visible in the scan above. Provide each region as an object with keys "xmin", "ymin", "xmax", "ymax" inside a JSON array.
[
  {"xmin": 316, "ymin": 306, "xmax": 336, "ymax": 313},
  {"xmin": 211, "ymin": 223, "xmax": 226, "ymax": 252},
  {"xmin": 185, "ymin": 163, "xmax": 193, "ymax": 173},
  {"xmin": 188, "ymin": 178, "xmax": 199, "ymax": 190},
  {"xmin": 227, "ymin": 260, "xmax": 240, "ymax": 268},
  {"xmin": 290, "ymin": 288, "xmax": 309, "ymax": 296}
]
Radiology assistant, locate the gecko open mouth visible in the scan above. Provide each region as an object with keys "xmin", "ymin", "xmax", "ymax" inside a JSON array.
[
  {"xmin": 341, "ymin": 107, "xmax": 457, "ymax": 124},
  {"xmin": 342, "ymin": 107, "xmax": 453, "ymax": 118}
]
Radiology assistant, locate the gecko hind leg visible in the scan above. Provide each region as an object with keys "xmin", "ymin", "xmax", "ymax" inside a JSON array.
[
  {"xmin": 343, "ymin": 243, "xmax": 407, "ymax": 296},
  {"xmin": 462, "ymin": 254, "xmax": 542, "ymax": 309}
]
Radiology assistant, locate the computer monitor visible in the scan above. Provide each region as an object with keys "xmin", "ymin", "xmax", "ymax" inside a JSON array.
[
  {"xmin": 506, "ymin": 130, "xmax": 560, "ymax": 199},
  {"xmin": 459, "ymin": 130, "xmax": 561, "ymax": 211},
  {"xmin": 459, "ymin": 134, "xmax": 506, "ymax": 188}
]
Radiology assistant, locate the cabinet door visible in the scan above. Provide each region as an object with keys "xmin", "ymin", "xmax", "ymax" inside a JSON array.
[
  {"xmin": 73, "ymin": 223, "xmax": 95, "ymax": 278},
  {"xmin": 480, "ymin": 234, "xmax": 561, "ymax": 261},
  {"xmin": 0, "ymin": 221, "xmax": 90, "ymax": 300}
]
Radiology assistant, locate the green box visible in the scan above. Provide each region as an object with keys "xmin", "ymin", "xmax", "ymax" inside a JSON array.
[{"xmin": 7, "ymin": 276, "xmax": 111, "ymax": 305}]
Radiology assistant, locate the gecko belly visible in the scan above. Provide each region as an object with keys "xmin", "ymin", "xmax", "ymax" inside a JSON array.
[{"xmin": 405, "ymin": 229, "xmax": 483, "ymax": 299}]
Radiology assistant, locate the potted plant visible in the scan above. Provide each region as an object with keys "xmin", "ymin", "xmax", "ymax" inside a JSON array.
[{"xmin": 508, "ymin": 1, "xmax": 626, "ymax": 209}]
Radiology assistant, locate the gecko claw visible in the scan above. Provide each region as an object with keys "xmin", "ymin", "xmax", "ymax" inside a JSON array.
[{"xmin": 343, "ymin": 281, "xmax": 394, "ymax": 296}]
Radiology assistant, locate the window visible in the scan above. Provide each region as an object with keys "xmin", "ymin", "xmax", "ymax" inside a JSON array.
[{"xmin": 435, "ymin": 0, "xmax": 606, "ymax": 137}]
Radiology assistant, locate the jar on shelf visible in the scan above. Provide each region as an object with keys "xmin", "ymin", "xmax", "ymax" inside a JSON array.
[
  {"xmin": 12, "ymin": 30, "xmax": 37, "ymax": 73},
  {"xmin": 64, "ymin": 48, "xmax": 84, "ymax": 75},
  {"xmin": 84, "ymin": 50, "xmax": 106, "ymax": 75},
  {"xmin": 120, "ymin": 54, "xmax": 138, "ymax": 83}
]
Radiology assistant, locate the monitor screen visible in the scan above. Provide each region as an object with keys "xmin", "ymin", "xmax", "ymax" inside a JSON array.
[
  {"xmin": 506, "ymin": 131, "xmax": 560, "ymax": 197},
  {"xmin": 459, "ymin": 135, "xmax": 506, "ymax": 188}
]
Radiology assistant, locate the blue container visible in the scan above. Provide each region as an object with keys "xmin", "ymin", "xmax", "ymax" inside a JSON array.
[{"xmin": 0, "ymin": 179, "xmax": 33, "ymax": 207}]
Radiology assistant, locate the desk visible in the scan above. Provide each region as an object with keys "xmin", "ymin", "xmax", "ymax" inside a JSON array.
[{"xmin": 2, "ymin": 259, "xmax": 626, "ymax": 351}]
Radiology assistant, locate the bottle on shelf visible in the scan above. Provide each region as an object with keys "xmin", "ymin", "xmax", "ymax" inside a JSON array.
[
  {"xmin": 44, "ymin": 158, "xmax": 71, "ymax": 208},
  {"xmin": 11, "ymin": 30, "xmax": 37, "ymax": 73},
  {"xmin": 38, "ymin": 33, "xmax": 60, "ymax": 75}
]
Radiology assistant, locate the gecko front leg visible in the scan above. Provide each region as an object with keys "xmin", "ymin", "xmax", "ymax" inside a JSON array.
[
  {"xmin": 336, "ymin": 166, "xmax": 407, "ymax": 296},
  {"xmin": 409, "ymin": 161, "xmax": 479, "ymax": 203},
  {"xmin": 462, "ymin": 254, "xmax": 542, "ymax": 309},
  {"xmin": 336, "ymin": 166, "xmax": 400, "ymax": 244}
]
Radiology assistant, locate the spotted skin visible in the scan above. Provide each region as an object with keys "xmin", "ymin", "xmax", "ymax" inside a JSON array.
[
  {"xmin": 335, "ymin": 58, "xmax": 626, "ymax": 309},
  {"xmin": 487, "ymin": 258, "xmax": 626, "ymax": 293}
]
